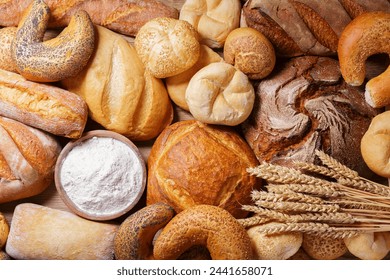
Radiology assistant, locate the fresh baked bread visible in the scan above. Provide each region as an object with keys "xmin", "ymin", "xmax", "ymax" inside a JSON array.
[
  {"xmin": 0, "ymin": 69, "xmax": 88, "ymax": 138},
  {"xmin": 241, "ymin": 0, "xmax": 390, "ymax": 57},
  {"xmin": 0, "ymin": 0, "xmax": 179, "ymax": 37},
  {"xmin": 224, "ymin": 27, "xmax": 276, "ymax": 80},
  {"xmin": 5, "ymin": 203, "xmax": 118, "ymax": 260},
  {"xmin": 0, "ymin": 27, "xmax": 18, "ymax": 73},
  {"xmin": 179, "ymin": 0, "xmax": 241, "ymax": 48},
  {"xmin": 185, "ymin": 62, "xmax": 255, "ymax": 126},
  {"xmin": 0, "ymin": 116, "xmax": 61, "ymax": 204},
  {"xmin": 146, "ymin": 120, "xmax": 261, "ymax": 219},
  {"xmin": 360, "ymin": 111, "xmax": 390, "ymax": 178},
  {"xmin": 344, "ymin": 232, "xmax": 390, "ymax": 260},
  {"xmin": 165, "ymin": 44, "xmax": 223, "ymax": 111},
  {"xmin": 61, "ymin": 25, "xmax": 173, "ymax": 141},
  {"xmin": 0, "ymin": 212, "xmax": 9, "ymax": 249},
  {"xmin": 134, "ymin": 17, "xmax": 201, "ymax": 78},
  {"xmin": 241, "ymin": 56, "xmax": 378, "ymax": 177}
]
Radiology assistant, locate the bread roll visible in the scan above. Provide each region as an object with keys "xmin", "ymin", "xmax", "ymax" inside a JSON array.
[
  {"xmin": 5, "ymin": 203, "xmax": 118, "ymax": 260},
  {"xmin": 242, "ymin": 0, "xmax": 390, "ymax": 57},
  {"xmin": 186, "ymin": 62, "xmax": 255, "ymax": 126},
  {"xmin": 241, "ymin": 56, "xmax": 378, "ymax": 177},
  {"xmin": 61, "ymin": 25, "xmax": 173, "ymax": 141},
  {"xmin": 180, "ymin": 0, "xmax": 241, "ymax": 48},
  {"xmin": 0, "ymin": 69, "xmax": 88, "ymax": 138},
  {"xmin": 361, "ymin": 111, "xmax": 390, "ymax": 178},
  {"xmin": 344, "ymin": 232, "xmax": 390, "ymax": 260},
  {"xmin": 224, "ymin": 27, "xmax": 276, "ymax": 80},
  {"xmin": 146, "ymin": 120, "xmax": 261, "ymax": 218},
  {"xmin": 0, "ymin": 116, "xmax": 61, "ymax": 204},
  {"xmin": 165, "ymin": 44, "xmax": 223, "ymax": 111},
  {"xmin": 302, "ymin": 233, "xmax": 348, "ymax": 260},
  {"xmin": 134, "ymin": 17, "xmax": 200, "ymax": 78}
]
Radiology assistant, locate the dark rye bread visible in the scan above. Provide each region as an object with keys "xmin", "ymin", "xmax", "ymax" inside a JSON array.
[
  {"xmin": 242, "ymin": 0, "xmax": 390, "ymax": 57},
  {"xmin": 241, "ymin": 56, "xmax": 379, "ymax": 178}
]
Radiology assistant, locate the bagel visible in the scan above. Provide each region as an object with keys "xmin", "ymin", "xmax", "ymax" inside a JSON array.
[{"xmin": 11, "ymin": 0, "xmax": 95, "ymax": 82}]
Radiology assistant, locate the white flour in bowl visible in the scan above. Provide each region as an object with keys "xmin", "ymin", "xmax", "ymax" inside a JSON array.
[{"xmin": 59, "ymin": 136, "xmax": 145, "ymax": 217}]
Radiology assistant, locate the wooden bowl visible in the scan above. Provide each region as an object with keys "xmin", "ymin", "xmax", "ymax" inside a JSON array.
[{"xmin": 54, "ymin": 130, "xmax": 147, "ymax": 221}]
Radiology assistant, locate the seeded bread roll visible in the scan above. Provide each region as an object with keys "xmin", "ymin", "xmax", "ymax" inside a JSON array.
[
  {"xmin": 0, "ymin": 116, "xmax": 61, "ymax": 204},
  {"xmin": 134, "ymin": 17, "xmax": 200, "ymax": 78},
  {"xmin": 241, "ymin": 56, "xmax": 378, "ymax": 177},
  {"xmin": 146, "ymin": 120, "xmax": 261, "ymax": 218},
  {"xmin": 61, "ymin": 25, "xmax": 173, "ymax": 141}
]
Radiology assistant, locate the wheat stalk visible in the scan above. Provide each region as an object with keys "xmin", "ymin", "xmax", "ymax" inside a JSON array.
[
  {"xmin": 251, "ymin": 190, "xmax": 325, "ymax": 204},
  {"xmin": 266, "ymin": 184, "xmax": 342, "ymax": 198},
  {"xmin": 315, "ymin": 149, "xmax": 359, "ymax": 179},
  {"xmin": 295, "ymin": 161, "xmax": 342, "ymax": 179},
  {"xmin": 255, "ymin": 200, "xmax": 340, "ymax": 213}
]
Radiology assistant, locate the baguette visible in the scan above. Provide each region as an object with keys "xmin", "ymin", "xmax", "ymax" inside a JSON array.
[
  {"xmin": 0, "ymin": 0, "xmax": 179, "ymax": 37},
  {"xmin": 241, "ymin": 0, "xmax": 390, "ymax": 57},
  {"xmin": 0, "ymin": 69, "xmax": 88, "ymax": 138}
]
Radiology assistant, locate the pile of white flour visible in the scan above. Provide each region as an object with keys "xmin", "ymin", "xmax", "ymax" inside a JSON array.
[{"xmin": 59, "ymin": 136, "xmax": 144, "ymax": 217}]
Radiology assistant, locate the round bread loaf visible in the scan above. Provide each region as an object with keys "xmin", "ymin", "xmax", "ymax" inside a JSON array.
[
  {"xmin": 166, "ymin": 44, "xmax": 223, "ymax": 111},
  {"xmin": 134, "ymin": 17, "xmax": 200, "ymax": 78},
  {"xmin": 146, "ymin": 120, "xmax": 261, "ymax": 218},
  {"xmin": 179, "ymin": 0, "xmax": 241, "ymax": 48},
  {"xmin": 0, "ymin": 116, "xmax": 61, "ymax": 203},
  {"xmin": 241, "ymin": 56, "xmax": 378, "ymax": 177},
  {"xmin": 185, "ymin": 62, "xmax": 255, "ymax": 126},
  {"xmin": 224, "ymin": 27, "xmax": 276, "ymax": 80},
  {"xmin": 61, "ymin": 25, "xmax": 173, "ymax": 141}
]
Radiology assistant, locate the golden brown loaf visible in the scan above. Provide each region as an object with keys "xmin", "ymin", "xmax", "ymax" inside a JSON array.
[
  {"xmin": 146, "ymin": 120, "xmax": 261, "ymax": 219},
  {"xmin": 0, "ymin": 0, "xmax": 179, "ymax": 37},
  {"xmin": 11, "ymin": 0, "xmax": 95, "ymax": 82},
  {"xmin": 185, "ymin": 62, "xmax": 255, "ymax": 126},
  {"xmin": 134, "ymin": 17, "xmax": 201, "ymax": 78},
  {"xmin": 224, "ymin": 27, "xmax": 276, "ymax": 80},
  {"xmin": 241, "ymin": 0, "xmax": 390, "ymax": 57},
  {"xmin": 0, "ymin": 116, "xmax": 61, "ymax": 204},
  {"xmin": 5, "ymin": 203, "xmax": 118, "ymax": 260},
  {"xmin": 61, "ymin": 25, "xmax": 173, "ymax": 141},
  {"xmin": 165, "ymin": 44, "xmax": 223, "ymax": 111},
  {"xmin": 179, "ymin": 0, "xmax": 241, "ymax": 48},
  {"xmin": 0, "ymin": 69, "xmax": 88, "ymax": 138}
]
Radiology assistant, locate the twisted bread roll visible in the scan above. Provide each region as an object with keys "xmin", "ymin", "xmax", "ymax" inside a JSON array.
[
  {"xmin": 0, "ymin": 69, "xmax": 88, "ymax": 138},
  {"xmin": 185, "ymin": 62, "xmax": 255, "ymax": 126},
  {"xmin": 361, "ymin": 111, "xmax": 390, "ymax": 178},
  {"xmin": 0, "ymin": 116, "xmax": 61, "ymax": 204},
  {"xmin": 0, "ymin": 0, "xmax": 178, "ymax": 37},
  {"xmin": 153, "ymin": 205, "xmax": 254, "ymax": 260},
  {"xmin": 61, "ymin": 26, "xmax": 173, "ymax": 141},
  {"xmin": 179, "ymin": 0, "xmax": 241, "ymax": 48}
]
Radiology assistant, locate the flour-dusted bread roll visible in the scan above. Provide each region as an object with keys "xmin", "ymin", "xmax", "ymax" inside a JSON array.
[
  {"xmin": 0, "ymin": 116, "xmax": 61, "ymax": 204},
  {"xmin": 180, "ymin": 0, "xmax": 241, "ymax": 48},
  {"xmin": 146, "ymin": 120, "xmax": 261, "ymax": 219},
  {"xmin": 166, "ymin": 44, "xmax": 223, "ymax": 111},
  {"xmin": 241, "ymin": 56, "xmax": 378, "ymax": 177},
  {"xmin": 186, "ymin": 62, "xmax": 255, "ymax": 126},
  {"xmin": 134, "ymin": 17, "xmax": 200, "ymax": 78},
  {"xmin": 61, "ymin": 25, "xmax": 173, "ymax": 141},
  {"xmin": 5, "ymin": 203, "xmax": 118, "ymax": 260}
]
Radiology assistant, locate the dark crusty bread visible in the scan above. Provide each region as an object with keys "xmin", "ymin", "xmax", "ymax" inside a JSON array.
[
  {"xmin": 241, "ymin": 0, "xmax": 390, "ymax": 57},
  {"xmin": 241, "ymin": 56, "xmax": 378, "ymax": 178}
]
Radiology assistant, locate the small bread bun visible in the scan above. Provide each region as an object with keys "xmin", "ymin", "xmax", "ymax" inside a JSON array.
[
  {"xmin": 361, "ymin": 110, "xmax": 390, "ymax": 177},
  {"xmin": 134, "ymin": 17, "xmax": 200, "ymax": 78},
  {"xmin": 224, "ymin": 27, "xmax": 276, "ymax": 80},
  {"xmin": 247, "ymin": 222, "xmax": 303, "ymax": 260},
  {"xmin": 179, "ymin": 0, "xmax": 241, "ymax": 48},
  {"xmin": 345, "ymin": 232, "xmax": 390, "ymax": 260},
  {"xmin": 166, "ymin": 44, "xmax": 223, "ymax": 111},
  {"xmin": 185, "ymin": 62, "xmax": 255, "ymax": 126}
]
